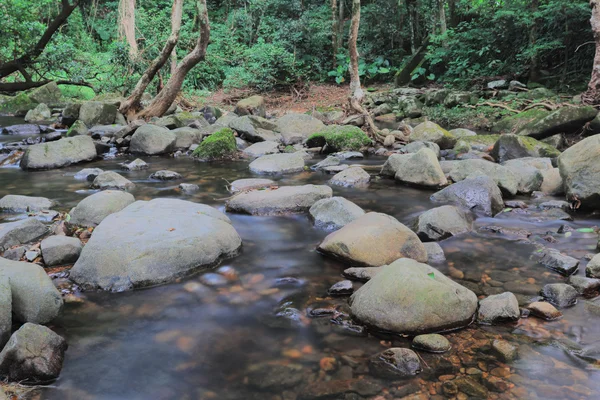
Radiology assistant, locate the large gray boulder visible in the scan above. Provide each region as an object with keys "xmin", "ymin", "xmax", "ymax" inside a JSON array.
[
  {"xmin": 91, "ymin": 171, "xmax": 135, "ymax": 191},
  {"xmin": 229, "ymin": 178, "xmax": 275, "ymax": 193},
  {"xmin": 249, "ymin": 153, "xmax": 305, "ymax": 175},
  {"xmin": 78, "ymin": 101, "xmax": 117, "ymax": 127},
  {"xmin": 318, "ymin": 212, "xmax": 427, "ymax": 267},
  {"xmin": 402, "ymin": 141, "xmax": 441, "ymax": 158},
  {"xmin": 40, "ymin": 236, "xmax": 83, "ymax": 266},
  {"xmin": 448, "ymin": 159, "xmax": 519, "ymax": 196},
  {"xmin": 69, "ymin": 190, "xmax": 135, "ymax": 227},
  {"xmin": 0, "ymin": 323, "xmax": 67, "ymax": 383},
  {"xmin": 0, "ymin": 274, "xmax": 10, "ymax": 347},
  {"xmin": 276, "ymin": 113, "xmax": 325, "ymax": 145},
  {"xmin": 490, "ymin": 134, "xmax": 560, "ymax": 163},
  {"xmin": 70, "ymin": 199, "xmax": 242, "ymax": 291},
  {"xmin": 229, "ymin": 115, "xmax": 281, "ymax": 142},
  {"xmin": 0, "ymin": 218, "xmax": 47, "ymax": 252},
  {"xmin": 172, "ymin": 127, "xmax": 202, "ymax": 150},
  {"xmin": 242, "ymin": 141, "xmax": 280, "ymax": 158},
  {"xmin": 409, "ymin": 121, "xmax": 457, "ymax": 149},
  {"xmin": 431, "ymin": 176, "xmax": 504, "ymax": 217},
  {"xmin": 502, "ymin": 159, "xmax": 544, "ymax": 194},
  {"xmin": 516, "ymin": 106, "xmax": 598, "ymax": 139},
  {"xmin": 540, "ymin": 168, "xmax": 564, "ymax": 195},
  {"xmin": 20, "ymin": 136, "xmax": 97, "ymax": 170},
  {"xmin": 24, "ymin": 103, "xmax": 51, "ymax": 123},
  {"xmin": 392, "ymin": 148, "xmax": 447, "ymax": 187},
  {"xmin": 349, "ymin": 259, "xmax": 477, "ymax": 334},
  {"xmin": 558, "ymin": 134, "xmax": 600, "ymax": 208},
  {"xmin": 414, "ymin": 205, "xmax": 473, "ymax": 241},
  {"xmin": 0, "ymin": 195, "xmax": 53, "ymax": 213},
  {"xmin": 309, "ymin": 197, "xmax": 365, "ymax": 230},
  {"xmin": 226, "ymin": 185, "xmax": 332, "ymax": 215},
  {"xmin": 129, "ymin": 125, "xmax": 176, "ymax": 155},
  {"xmin": 0, "ymin": 258, "xmax": 63, "ymax": 324},
  {"xmin": 329, "ymin": 167, "xmax": 371, "ymax": 188}
]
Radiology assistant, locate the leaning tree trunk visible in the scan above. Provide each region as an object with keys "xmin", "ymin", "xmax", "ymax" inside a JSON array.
[
  {"xmin": 137, "ymin": 0, "xmax": 210, "ymax": 119},
  {"xmin": 583, "ymin": 0, "xmax": 600, "ymax": 105},
  {"xmin": 348, "ymin": 0, "xmax": 383, "ymax": 142},
  {"xmin": 119, "ymin": 0, "xmax": 184, "ymax": 118}
]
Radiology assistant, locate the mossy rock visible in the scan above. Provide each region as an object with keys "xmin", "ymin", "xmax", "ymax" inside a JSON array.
[
  {"xmin": 192, "ymin": 128, "xmax": 237, "ymax": 160},
  {"xmin": 491, "ymin": 134, "xmax": 560, "ymax": 163},
  {"xmin": 516, "ymin": 106, "xmax": 598, "ymax": 139},
  {"xmin": 492, "ymin": 108, "xmax": 550, "ymax": 134},
  {"xmin": 67, "ymin": 120, "xmax": 89, "ymax": 137},
  {"xmin": 410, "ymin": 121, "xmax": 457, "ymax": 150},
  {"xmin": 453, "ymin": 134, "xmax": 500, "ymax": 152},
  {"xmin": 0, "ymin": 92, "xmax": 37, "ymax": 116},
  {"xmin": 306, "ymin": 125, "xmax": 371, "ymax": 152}
]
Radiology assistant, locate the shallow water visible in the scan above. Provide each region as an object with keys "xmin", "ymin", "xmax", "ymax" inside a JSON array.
[{"xmin": 2, "ymin": 118, "xmax": 600, "ymax": 399}]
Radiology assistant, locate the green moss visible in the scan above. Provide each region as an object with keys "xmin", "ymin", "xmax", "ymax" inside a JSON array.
[
  {"xmin": 0, "ymin": 92, "xmax": 37, "ymax": 114},
  {"xmin": 283, "ymin": 145, "xmax": 295, "ymax": 153},
  {"xmin": 492, "ymin": 108, "xmax": 550, "ymax": 133},
  {"xmin": 306, "ymin": 125, "xmax": 372, "ymax": 151},
  {"xmin": 421, "ymin": 104, "xmax": 510, "ymax": 131},
  {"xmin": 519, "ymin": 136, "xmax": 561, "ymax": 158},
  {"xmin": 192, "ymin": 127, "xmax": 237, "ymax": 160}
]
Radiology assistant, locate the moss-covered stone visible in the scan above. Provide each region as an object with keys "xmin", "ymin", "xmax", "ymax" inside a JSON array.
[
  {"xmin": 491, "ymin": 134, "xmax": 561, "ymax": 163},
  {"xmin": 492, "ymin": 108, "xmax": 550, "ymax": 134},
  {"xmin": 0, "ymin": 92, "xmax": 37, "ymax": 116},
  {"xmin": 410, "ymin": 121, "xmax": 457, "ymax": 150},
  {"xmin": 516, "ymin": 106, "xmax": 598, "ymax": 139},
  {"xmin": 452, "ymin": 135, "xmax": 500, "ymax": 152},
  {"xmin": 192, "ymin": 128, "xmax": 237, "ymax": 160},
  {"xmin": 306, "ymin": 125, "xmax": 372, "ymax": 152}
]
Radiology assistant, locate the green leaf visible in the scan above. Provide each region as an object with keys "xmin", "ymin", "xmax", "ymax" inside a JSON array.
[
  {"xmin": 565, "ymin": 232, "xmax": 572, "ymax": 238},
  {"xmin": 65, "ymin": 213, "xmax": 71, "ymax": 222},
  {"xmin": 577, "ymin": 228, "xmax": 595, "ymax": 233},
  {"xmin": 502, "ymin": 208, "xmax": 513, "ymax": 213},
  {"xmin": 427, "ymin": 272, "xmax": 435, "ymax": 279}
]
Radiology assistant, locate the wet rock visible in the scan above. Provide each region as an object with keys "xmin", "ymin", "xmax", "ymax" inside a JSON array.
[
  {"xmin": 322, "ymin": 165, "xmax": 348, "ymax": 174},
  {"xmin": 567, "ymin": 275, "xmax": 600, "ymax": 297},
  {"xmin": 311, "ymin": 156, "xmax": 340, "ymax": 170},
  {"xmin": 25, "ymin": 250, "xmax": 39, "ymax": 262},
  {"xmin": 502, "ymin": 159, "xmax": 544, "ymax": 194},
  {"xmin": 540, "ymin": 283, "xmax": 578, "ymax": 308},
  {"xmin": 329, "ymin": 167, "xmax": 370, "ymax": 188},
  {"xmin": 276, "ymin": 113, "xmax": 325, "ymax": 145},
  {"xmin": 91, "ymin": 171, "xmax": 135, "ymax": 191},
  {"xmin": 450, "ymin": 128, "xmax": 477, "ymax": 138},
  {"xmin": 309, "ymin": 197, "xmax": 365, "ymax": 230},
  {"xmin": 477, "ymin": 292, "xmax": 520, "ymax": 324},
  {"xmin": 403, "ymin": 140, "xmax": 441, "ymax": 158},
  {"xmin": 24, "ymin": 103, "xmax": 51, "ymax": 123},
  {"xmin": 412, "ymin": 334, "xmax": 451, "ymax": 353},
  {"xmin": 152, "ymin": 115, "xmax": 183, "ymax": 130},
  {"xmin": 454, "ymin": 377, "xmax": 489, "ymax": 398},
  {"xmin": 245, "ymin": 362, "xmax": 303, "ymax": 390},
  {"xmin": 448, "ymin": 159, "xmax": 519, "ymax": 196},
  {"xmin": 121, "ymin": 158, "xmax": 148, "ymax": 171},
  {"xmin": 234, "ymin": 95, "xmax": 266, "ymax": 118},
  {"xmin": 40, "ymin": 236, "xmax": 82, "ymax": 266},
  {"xmin": 171, "ymin": 127, "xmax": 201, "ymax": 150},
  {"xmin": 299, "ymin": 378, "xmax": 384, "ymax": 399},
  {"xmin": 410, "ymin": 121, "xmax": 457, "ymax": 149},
  {"xmin": 229, "ymin": 115, "xmax": 280, "ymax": 142},
  {"xmin": 517, "ymin": 106, "xmax": 597, "ymax": 139},
  {"xmin": 1, "ymin": 124, "xmax": 41, "ymax": 136},
  {"xmin": 558, "ymin": 134, "xmax": 600, "ymax": 209},
  {"xmin": 328, "ymin": 280, "xmax": 353, "ymax": 295},
  {"xmin": 431, "ymin": 176, "xmax": 504, "ymax": 217},
  {"xmin": 527, "ymin": 301, "xmax": 562, "ymax": 320},
  {"xmin": 0, "ymin": 274, "xmax": 10, "ymax": 347},
  {"xmin": 393, "ymin": 148, "xmax": 447, "ymax": 187},
  {"xmin": 2, "ymin": 246, "xmax": 25, "ymax": 261},
  {"xmin": 129, "ymin": 125, "xmax": 176, "ymax": 155},
  {"xmin": 492, "ymin": 340, "xmax": 518, "ymax": 362},
  {"xmin": 540, "ymin": 168, "xmax": 564, "ymax": 195},
  {"xmin": 0, "ymin": 323, "xmax": 67, "ymax": 383},
  {"xmin": 369, "ymin": 348, "xmax": 422, "ymax": 379},
  {"xmin": 0, "ymin": 195, "xmax": 53, "ymax": 213},
  {"xmin": 20, "ymin": 136, "xmax": 97, "ymax": 170},
  {"xmin": 229, "ymin": 178, "xmax": 275, "ymax": 193},
  {"xmin": 149, "ymin": 170, "xmax": 182, "ymax": 181},
  {"xmin": 349, "ymin": 259, "xmax": 477, "ymax": 334},
  {"xmin": 414, "ymin": 205, "xmax": 473, "ymax": 241},
  {"xmin": 318, "ymin": 212, "xmax": 427, "ymax": 267},
  {"xmin": 424, "ymin": 242, "xmax": 446, "ymax": 263},
  {"xmin": 179, "ymin": 183, "xmax": 200, "ymax": 194},
  {"xmin": 78, "ymin": 101, "xmax": 117, "ymax": 127},
  {"xmin": 88, "ymin": 124, "xmax": 124, "ymax": 139},
  {"xmin": 249, "ymin": 153, "xmax": 305, "ymax": 174},
  {"xmin": 0, "ymin": 258, "xmax": 63, "ymax": 324},
  {"xmin": 491, "ymin": 134, "xmax": 560, "ymax": 163},
  {"xmin": 227, "ymin": 185, "xmax": 332, "ymax": 215},
  {"xmin": 70, "ymin": 199, "xmax": 241, "ymax": 291},
  {"xmin": 74, "ymin": 168, "xmax": 103, "ymax": 181},
  {"xmin": 69, "ymin": 190, "xmax": 135, "ymax": 227},
  {"xmin": 242, "ymin": 141, "xmax": 280, "ymax": 158},
  {"xmin": 199, "ymin": 273, "xmax": 228, "ymax": 287},
  {"xmin": 0, "ymin": 218, "xmax": 47, "ymax": 252},
  {"xmin": 533, "ymin": 248, "xmax": 579, "ymax": 276},
  {"xmin": 586, "ymin": 254, "xmax": 600, "ymax": 278},
  {"xmin": 343, "ymin": 266, "xmax": 383, "ymax": 282},
  {"xmin": 66, "ymin": 120, "xmax": 88, "ymax": 136}
]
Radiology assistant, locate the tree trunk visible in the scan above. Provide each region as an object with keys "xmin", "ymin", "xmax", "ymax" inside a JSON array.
[
  {"xmin": 438, "ymin": 0, "xmax": 447, "ymax": 37},
  {"xmin": 119, "ymin": 0, "xmax": 184, "ymax": 118},
  {"xmin": 0, "ymin": 0, "xmax": 79, "ymax": 81},
  {"xmin": 331, "ymin": 0, "xmax": 338, "ymax": 68},
  {"xmin": 348, "ymin": 0, "xmax": 381, "ymax": 142},
  {"xmin": 583, "ymin": 0, "xmax": 600, "ymax": 105},
  {"xmin": 407, "ymin": 0, "xmax": 418, "ymax": 54},
  {"xmin": 528, "ymin": 0, "xmax": 540, "ymax": 82},
  {"xmin": 137, "ymin": 0, "xmax": 210, "ymax": 119},
  {"xmin": 447, "ymin": 0, "xmax": 457, "ymax": 27},
  {"xmin": 119, "ymin": 0, "xmax": 138, "ymax": 59}
]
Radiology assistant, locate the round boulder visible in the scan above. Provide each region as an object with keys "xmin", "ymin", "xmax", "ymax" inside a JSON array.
[
  {"xmin": 129, "ymin": 124, "xmax": 176, "ymax": 155},
  {"xmin": 414, "ymin": 205, "xmax": 473, "ymax": 241},
  {"xmin": 69, "ymin": 190, "xmax": 135, "ymax": 227},
  {"xmin": 309, "ymin": 197, "xmax": 365, "ymax": 230}
]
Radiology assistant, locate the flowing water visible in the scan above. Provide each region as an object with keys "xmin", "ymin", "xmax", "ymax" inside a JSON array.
[{"xmin": 1, "ymin": 118, "xmax": 600, "ymax": 399}]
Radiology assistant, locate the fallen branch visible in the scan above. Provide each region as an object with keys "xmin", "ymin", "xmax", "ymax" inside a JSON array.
[{"xmin": 0, "ymin": 80, "xmax": 94, "ymax": 93}]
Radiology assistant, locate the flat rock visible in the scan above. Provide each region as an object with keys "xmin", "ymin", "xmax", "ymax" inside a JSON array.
[
  {"xmin": 70, "ymin": 199, "xmax": 242, "ymax": 291},
  {"xmin": 0, "ymin": 323, "xmax": 67, "ymax": 383},
  {"xmin": 431, "ymin": 176, "xmax": 504, "ymax": 217},
  {"xmin": 349, "ymin": 259, "xmax": 477, "ymax": 334},
  {"xmin": 318, "ymin": 212, "xmax": 427, "ymax": 267},
  {"xmin": 226, "ymin": 185, "xmax": 332, "ymax": 215},
  {"xmin": 369, "ymin": 348, "xmax": 422, "ymax": 379},
  {"xmin": 329, "ymin": 167, "xmax": 370, "ymax": 188},
  {"xmin": 149, "ymin": 170, "xmax": 182, "ymax": 181},
  {"xmin": 540, "ymin": 283, "xmax": 578, "ymax": 308},
  {"xmin": 40, "ymin": 236, "xmax": 82, "ymax": 266},
  {"xmin": 0, "ymin": 218, "xmax": 47, "ymax": 252},
  {"xmin": 567, "ymin": 275, "xmax": 600, "ymax": 296},
  {"xmin": 121, "ymin": 158, "xmax": 148, "ymax": 171},
  {"xmin": 533, "ymin": 248, "xmax": 579, "ymax": 276},
  {"xmin": 414, "ymin": 205, "xmax": 473, "ymax": 241},
  {"xmin": 20, "ymin": 136, "xmax": 97, "ymax": 170},
  {"xmin": 477, "ymin": 292, "xmax": 520, "ymax": 324},
  {"xmin": 527, "ymin": 301, "xmax": 562, "ymax": 320},
  {"xmin": 69, "ymin": 190, "xmax": 135, "ymax": 227},
  {"xmin": 229, "ymin": 115, "xmax": 280, "ymax": 142},
  {"xmin": 242, "ymin": 141, "xmax": 280, "ymax": 158},
  {"xmin": 0, "ymin": 195, "xmax": 53, "ymax": 213},
  {"xmin": 249, "ymin": 153, "xmax": 305, "ymax": 174},
  {"xmin": 74, "ymin": 168, "xmax": 103, "ymax": 181},
  {"xmin": 179, "ymin": 183, "xmax": 200, "ymax": 194},
  {"xmin": 91, "ymin": 171, "xmax": 135, "ymax": 190},
  {"xmin": 328, "ymin": 280, "xmax": 353, "ymax": 296},
  {"xmin": 229, "ymin": 178, "xmax": 275, "ymax": 193},
  {"xmin": 309, "ymin": 197, "xmax": 365, "ymax": 230}
]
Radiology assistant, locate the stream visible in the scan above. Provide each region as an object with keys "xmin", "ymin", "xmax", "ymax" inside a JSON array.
[{"xmin": 2, "ymin": 118, "xmax": 600, "ymax": 399}]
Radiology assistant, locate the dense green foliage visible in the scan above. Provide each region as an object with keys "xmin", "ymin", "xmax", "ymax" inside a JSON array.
[{"xmin": 0, "ymin": 0, "xmax": 595, "ymax": 95}]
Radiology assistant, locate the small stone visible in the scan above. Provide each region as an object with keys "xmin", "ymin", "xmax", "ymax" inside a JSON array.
[
  {"xmin": 527, "ymin": 301, "xmax": 562, "ymax": 320},
  {"xmin": 491, "ymin": 340, "xmax": 518, "ymax": 362},
  {"xmin": 343, "ymin": 266, "xmax": 383, "ymax": 282},
  {"xmin": 534, "ymin": 248, "xmax": 579, "ymax": 276},
  {"xmin": 540, "ymin": 283, "xmax": 578, "ymax": 308},
  {"xmin": 328, "ymin": 280, "xmax": 353, "ymax": 296},
  {"xmin": 121, "ymin": 158, "xmax": 148, "ymax": 171},
  {"xmin": 74, "ymin": 168, "xmax": 103, "ymax": 181},
  {"xmin": 179, "ymin": 183, "xmax": 200, "ymax": 194},
  {"xmin": 477, "ymin": 292, "xmax": 520, "ymax": 324},
  {"xmin": 384, "ymin": 135, "xmax": 395, "ymax": 147},
  {"xmin": 454, "ymin": 377, "xmax": 489, "ymax": 398},
  {"xmin": 424, "ymin": 242, "xmax": 446, "ymax": 264},
  {"xmin": 442, "ymin": 381, "xmax": 458, "ymax": 396},
  {"xmin": 369, "ymin": 348, "xmax": 422, "ymax": 379},
  {"xmin": 41, "ymin": 236, "xmax": 83, "ymax": 266},
  {"xmin": 412, "ymin": 334, "xmax": 451, "ymax": 353},
  {"xmin": 567, "ymin": 275, "xmax": 600, "ymax": 296},
  {"xmin": 91, "ymin": 171, "xmax": 135, "ymax": 191},
  {"xmin": 149, "ymin": 170, "xmax": 182, "ymax": 181},
  {"xmin": 199, "ymin": 273, "xmax": 228, "ymax": 287},
  {"xmin": 329, "ymin": 167, "xmax": 371, "ymax": 188},
  {"xmin": 2, "ymin": 246, "xmax": 26, "ymax": 261},
  {"xmin": 25, "ymin": 250, "xmax": 39, "ymax": 262}
]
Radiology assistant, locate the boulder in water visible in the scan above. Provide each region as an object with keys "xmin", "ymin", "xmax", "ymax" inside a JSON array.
[
  {"xmin": 229, "ymin": 115, "xmax": 280, "ymax": 142},
  {"xmin": 78, "ymin": 101, "xmax": 117, "ymax": 127},
  {"xmin": 0, "ymin": 195, "xmax": 53, "ymax": 213},
  {"xmin": 226, "ymin": 185, "xmax": 332, "ymax": 215},
  {"xmin": 491, "ymin": 134, "xmax": 560, "ymax": 163},
  {"xmin": 20, "ymin": 136, "xmax": 97, "ymax": 171},
  {"xmin": 369, "ymin": 348, "xmax": 422, "ymax": 379},
  {"xmin": 558, "ymin": 134, "xmax": 600, "ymax": 209},
  {"xmin": 414, "ymin": 205, "xmax": 473, "ymax": 241},
  {"xmin": 229, "ymin": 178, "xmax": 275, "ymax": 193},
  {"xmin": 276, "ymin": 113, "xmax": 325, "ymax": 145},
  {"xmin": 69, "ymin": 190, "xmax": 135, "ymax": 227},
  {"xmin": 329, "ymin": 167, "xmax": 371, "ymax": 188},
  {"xmin": 477, "ymin": 292, "xmax": 520, "ymax": 324},
  {"xmin": 309, "ymin": 197, "xmax": 365, "ymax": 230},
  {"xmin": 431, "ymin": 176, "xmax": 504, "ymax": 217},
  {"xmin": 242, "ymin": 141, "xmax": 280, "ymax": 158},
  {"xmin": 91, "ymin": 171, "xmax": 135, "ymax": 191},
  {"xmin": 40, "ymin": 236, "xmax": 82, "ymax": 266},
  {"xmin": 409, "ymin": 121, "xmax": 457, "ymax": 149},
  {"xmin": 249, "ymin": 153, "xmax": 305, "ymax": 174},
  {"xmin": 0, "ymin": 218, "xmax": 47, "ymax": 252},
  {"xmin": 129, "ymin": 125, "xmax": 176, "ymax": 155},
  {"xmin": 393, "ymin": 148, "xmax": 447, "ymax": 187},
  {"xmin": 447, "ymin": 159, "xmax": 519, "ymax": 196}
]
